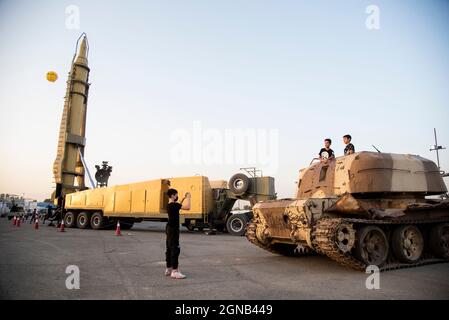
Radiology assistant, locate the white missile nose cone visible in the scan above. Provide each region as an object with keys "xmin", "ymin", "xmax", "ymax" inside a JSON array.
[
  {"xmin": 74, "ymin": 35, "xmax": 89, "ymax": 65},
  {"xmin": 78, "ymin": 36, "xmax": 88, "ymax": 58}
]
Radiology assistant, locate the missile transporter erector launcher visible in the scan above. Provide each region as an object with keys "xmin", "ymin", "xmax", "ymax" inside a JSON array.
[
  {"xmin": 247, "ymin": 151, "xmax": 449, "ymax": 271},
  {"xmin": 53, "ymin": 34, "xmax": 90, "ymax": 206},
  {"xmin": 49, "ymin": 35, "xmax": 277, "ymax": 234}
]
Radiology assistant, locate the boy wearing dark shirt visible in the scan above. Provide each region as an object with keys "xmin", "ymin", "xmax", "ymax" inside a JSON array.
[
  {"xmin": 319, "ymin": 138, "xmax": 335, "ymax": 163},
  {"xmin": 165, "ymin": 188, "xmax": 191, "ymax": 279},
  {"xmin": 343, "ymin": 134, "xmax": 355, "ymax": 155}
]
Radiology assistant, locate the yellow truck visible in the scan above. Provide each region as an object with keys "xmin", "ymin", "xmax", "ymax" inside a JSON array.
[{"xmin": 61, "ymin": 174, "xmax": 275, "ymax": 235}]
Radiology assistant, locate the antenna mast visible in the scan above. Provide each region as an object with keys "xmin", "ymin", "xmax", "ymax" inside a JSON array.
[{"xmin": 430, "ymin": 128, "xmax": 445, "ymax": 170}]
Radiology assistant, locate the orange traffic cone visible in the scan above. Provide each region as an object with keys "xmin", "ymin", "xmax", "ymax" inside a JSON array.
[
  {"xmin": 34, "ymin": 218, "xmax": 39, "ymax": 230},
  {"xmin": 115, "ymin": 221, "xmax": 121, "ymax": 236},
  {"xmin": 16, "ymin": 217, "xmax": 21, "ymax": 227},
  {"xmin": 59, "ymin": 220, "xmax": 65, "ymax": 232},
  {"xmin": 12, "ymin": 216, "xmax": 17, "ymax": 226}
]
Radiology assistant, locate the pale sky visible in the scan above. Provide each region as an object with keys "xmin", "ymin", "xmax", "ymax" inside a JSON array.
[{"xmin": 1, "ymin": 0, "xmax": 448, "ymax": 201}]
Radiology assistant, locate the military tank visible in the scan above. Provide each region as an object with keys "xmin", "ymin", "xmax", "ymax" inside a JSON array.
[{"xmin": 246, "ymin": 151, "xmax": 449, "ymax": 271}]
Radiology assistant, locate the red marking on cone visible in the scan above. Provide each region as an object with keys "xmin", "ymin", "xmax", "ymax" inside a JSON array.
[
  {"xmin": 115, "ymin": 221, "xmax": 121, "ymax": 236},
  {"xmin": 34, "ymin": 218, "xmax": 39, "ymax": 230},
  {"xmin": 16, "ymin": 217, "xmax": 21, "ymax": 227},
  {"xmin": 12, "ymin": 216, "xmax": 17, "ymax": 226},
  {"xmin": 59, "ymin": 220, "xmax": 65, "ymax": 232}
]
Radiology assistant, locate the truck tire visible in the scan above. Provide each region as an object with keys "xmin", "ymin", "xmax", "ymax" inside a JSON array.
[
  {"xmin": 228, "ymin": 173, "xmax": 250, "ymax": 196},
  {"xmin": 91, "ymin": 212, "xmax": 106, "ymax": 230},
  {"xmin": 226, "ymin": 214, "xmax": 248, "ymax": 236},
  {"xmin": 77, "ymin": 212, "xmax": 91, "ymax": 229},
  {"xmin": 64, "ymin": 212, "xmax": 78, "ymax": 228}
]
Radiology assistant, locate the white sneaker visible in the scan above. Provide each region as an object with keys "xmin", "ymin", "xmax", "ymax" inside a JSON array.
[
  {"xmin": 171, "ymin": 270, "xmax": 186, "ymax": 279},
  {"xmin": 165, "ymin": 268, "xmax": 172, "ymax": 276}
]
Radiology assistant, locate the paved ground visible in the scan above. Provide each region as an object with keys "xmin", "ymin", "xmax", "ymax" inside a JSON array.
[{"xmin": 0, "ymin": 218, "xmax": 448, "ymax": 300}]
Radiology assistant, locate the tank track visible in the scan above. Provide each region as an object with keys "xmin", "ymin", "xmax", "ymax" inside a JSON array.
[
  {"xmin": 246, "ymin": 221, "xmax": 313, "ymax": 257},
  {"xmin": 312, "ymin": 219, "xmax": 366, "ymax": 270},
  {"xmin": 312, "ymin": 217, "xmax": 449, "ymax": 272}
]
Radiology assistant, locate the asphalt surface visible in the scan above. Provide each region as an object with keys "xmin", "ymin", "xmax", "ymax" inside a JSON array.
[{"xmin": 0, "ymin": 218, "xmax": 448, "ymax": 300}]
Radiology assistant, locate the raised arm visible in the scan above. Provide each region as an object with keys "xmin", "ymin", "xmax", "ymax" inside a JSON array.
[{"xmin": 181, "ymin": 192, "xmax": 191, "ymax": 210}]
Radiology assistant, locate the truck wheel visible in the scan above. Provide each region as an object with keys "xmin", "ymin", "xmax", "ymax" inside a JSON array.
[
  {"xmin": 77, "ymin": 212, "xmax": 91, "ymax": 229},
  {"xmin": 429, "ymin": 223, "xmax": 449, "ymax": 259},
  {"xmin": 226, "ymin": 214, "xmax": 248, "ymax": 236},
  {"xmin": 91, "ymin": 212, "xmax": 106, "ymax": 230},
  {"xmin": 228, "ymin": 173, "xmax": 250, "ymax": 196},
  {"xmin": 64, "ymin": 212, "xmax": 78, "ymax": 228},
  {"xmin": 391, "ymin": 225, "xmax": 424, "ymax": 263}
]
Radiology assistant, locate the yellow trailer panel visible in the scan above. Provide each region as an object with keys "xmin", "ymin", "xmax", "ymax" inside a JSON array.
[{"xmin": 64, "ymin": 176, "xmax": 213, "ymax": 219}]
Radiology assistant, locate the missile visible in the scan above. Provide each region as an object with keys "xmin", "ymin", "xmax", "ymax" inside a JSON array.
[{"xmin": 52, "ymin": 34, "xmax": 90, "ymax": 205}]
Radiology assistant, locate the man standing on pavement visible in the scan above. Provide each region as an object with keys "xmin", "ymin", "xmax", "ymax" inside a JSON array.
[
  {"xmin": 165, "ymin": 189, "xmax": 191, "ymax": 279},
  {"xmin": 43, "ymin": 206, "xmax": 52, "ymax": 225},
  {"xmin": 30, "ymin": 209, "xmax": 37, "ymax": 224}
]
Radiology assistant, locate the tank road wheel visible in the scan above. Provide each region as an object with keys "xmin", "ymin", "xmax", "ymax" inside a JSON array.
[
  {"xmin": 354, "ymin": 226, "xmax": 389, "ymax": 266},
  {"xmin": 391, "ymin": 225, "xmax": 424, "ymax": 263},
  {"xmin": 335, "ymin": 223, "xmax": 356, "ymax": 253},
  {"xmin": 228, "ymin": 173, "xmax": 250, "ymax": 196},
  {"xmin": 429, "ymin": 223, "xmax": 449, "ymax": 259},
  {"xmin": 77, "ymin": 212, "xmax": 91, "ymax": 229},
  {"xmin": 64, "ymin": 212, "xmax": 78, "ymax": 228},
  {"xmin": 90, "ymin": 212, "xmax": 106, "ymax": 230},
  {"xmin": 226, "ymin": 214, "xmax": 248, "ymax": 236}
]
